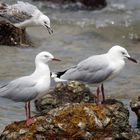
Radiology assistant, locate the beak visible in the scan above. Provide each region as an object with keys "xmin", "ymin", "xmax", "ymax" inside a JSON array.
[
  {"xmin": 127, "ymin": 56, "xmax": 137, "ymax": 63},
  {"xmin": 52, "ymin": 58, "xmax": 61, "ymax": 61},
  {"xmin": 45, "ymin": 25, "xmax": 53, "ymax": 35}
]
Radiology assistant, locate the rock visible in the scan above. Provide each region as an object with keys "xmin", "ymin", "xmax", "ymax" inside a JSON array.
[
  {"xmin": 19, "ymin": 128, "xmax": 28, "ymax": 135},
  {"xmin": 81, "ymin": 0, "xmax": 107, "ymax": 9},
  {"xmin": 130, "ymin": 96, "xmax": 140, "ymax": 128},
  {"xmin": 33, "ymin": 0, "xmax": 107, "ymax": 10},
  {"xmin": 131, "ymin": 129, "xmax": 140, "ymax": 140},
  {"xmin": 35, "ymin": 81, "xmax": 96, "ymax": 113},
  {"xmin": 0, "ymin": 101, "xmax": 132, "ymax": 140},
  {"xmin": 0, "ymin": 21, "xmax": 30, "ymax": 47},
  {"xmin": 0, "ymin": 81, "xmax": 138, "ymax": 139}
]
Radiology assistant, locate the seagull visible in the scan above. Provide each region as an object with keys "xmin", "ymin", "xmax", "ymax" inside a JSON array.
[
  {"xmin": 54, "ymin": 45, "xmax": 137, "ymax": 103},
  {"xmin": 0, "ymin": 51, "xmax": 60, "ymax": 125},
  {"xmin": 0, "ymin": 1, "xmax": 53, "ymax": 46}
]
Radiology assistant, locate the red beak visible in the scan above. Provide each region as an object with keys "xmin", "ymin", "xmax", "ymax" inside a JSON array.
[{"xmin": 52, "ymin": 58, "xmax": 61, "ymax": 61}]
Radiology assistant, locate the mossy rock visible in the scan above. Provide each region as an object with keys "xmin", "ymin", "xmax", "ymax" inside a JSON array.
[{"xmin": 0, "ymin": 102, "xmax": 131, "ymax": 140}]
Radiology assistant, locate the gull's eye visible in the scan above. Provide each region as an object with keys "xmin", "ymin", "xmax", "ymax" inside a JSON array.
[
  {"xmin": 44, "ymin": 21, "xmax": 47, "ymax": 24},
  {"xmin": 122, "ymin": 52, "xmax": 125, "ymax": 55},
  {"xmin": 44, "ymin": 55, "xmax": 48, "ymax": 58}
]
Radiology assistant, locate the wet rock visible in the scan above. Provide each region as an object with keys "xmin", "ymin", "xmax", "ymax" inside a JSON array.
[
  {"xmin": 35, "ymin": 81, "xmax": 96, "ymax": 113},
  {"xmin": 102, "ymin": 98, "xmax": 124, "ymax": 105},
  {"xmin": 0, "ymin": 21, "xmax": 30, "ymax": 47},
  {"xmin": 103, "ymin": 98, "xmax": 131, "ymax": 138},
  {"xmin": 130, "ymin": 96, "xmax": 140, "ymax": 128},
  {"xmin": 131, "ymin": 129, "xmax": 140, "ymax": 140},
  {"xmin": 0, "ymin": 3, "xmax": 7, "ymax": 10},
  {"xmin": 33, "ymin": 0, "xmax": 107, "ymax": 10},
  {"xmin": 0, "ymin": 82, "xmax": 137, "ymax": 139},
  {"xmin": 0, "ymin": 102, "xmax": 131, "ymax": 140}
]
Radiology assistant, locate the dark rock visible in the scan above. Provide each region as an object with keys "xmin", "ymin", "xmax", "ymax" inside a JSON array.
[
  {"xmin": 0, "ymin": 3, "xmax": 7, "ymax": 10},
  {"xmin": 131, "ymin": 129, "xmax": 140, "ymax": 140},
  {"xmin": 33, "ymin": 0, "xmax": 107, "ymax": 10},
  {"xmin": 102, "ymin": 98, "xmax": 124, "ymax": 105},
  {"xmin": 0, "ymin": 21, "xmax": 31, "ymax": 47},
  {"xmin": 130, "ymin": 97, "xmax": 140, "ymax": 128},
  {"xmin": 105, "ymin": 101, "xmax": 131, "ymax": 140},
  {"xmin": 35, "ymin": 81, "xmax": 96, "ymax": 113},
  {"xmin": 81, "ymin": 0, "xmax": 107, "ymax": 9}
]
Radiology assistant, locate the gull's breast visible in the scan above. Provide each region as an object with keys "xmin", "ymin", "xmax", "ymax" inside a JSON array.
[
  {"xmin": 36, "ymin": 76, "xmax": 51, "ymax": 97},
  {"xmin": 108, "ymin": 60, "xmax": 125, "ymax": 80}
]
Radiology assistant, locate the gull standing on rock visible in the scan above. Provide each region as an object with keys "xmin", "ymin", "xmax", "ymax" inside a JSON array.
[
  {"xmin": 0, "ymin": 51, "xmax": 60, "ymax": 125},
  {"xmin": 54, "ymin": 45, "xmax": 137, "ymax": 103},
  {"xmin": 0, "ymin": 1, "xmax": 53, "ymax": 46}
]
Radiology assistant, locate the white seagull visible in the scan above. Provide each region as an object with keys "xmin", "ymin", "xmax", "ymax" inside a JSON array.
[
  {"xmin": 0, "ymin": 51, "xmax": 60, "ymax": 125},
  {"xmin": 0, "ymin": 1, "xmax": 53, "ymax": 45},
  {"xmin": 54, "ymin": 45, "xmax": 137, "ymax": 103}
]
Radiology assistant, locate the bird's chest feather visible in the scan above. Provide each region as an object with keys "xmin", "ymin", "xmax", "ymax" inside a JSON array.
[
  {"xmin": 36, "ymin": 76, "xmax": 50, "ymax": 93},
  {"xmin": 109, "ymin": 60, "xmax": 125, "ymax": 79}
]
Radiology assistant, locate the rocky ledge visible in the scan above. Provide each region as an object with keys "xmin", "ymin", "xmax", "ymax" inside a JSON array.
[
  {"xmin": 0, "ymin": 102, "xmax": 131, "ymax": 140},
  {"xmin": 0, "ymin": 81, "xmax": 140, "ymax": 140},
  {"xmin": 35, "ymin": 81, "xmax": 96, "ymax": 113},
  {"xmin": 0, "ymin": 21, "xmax": 30, "ymax": 47}
]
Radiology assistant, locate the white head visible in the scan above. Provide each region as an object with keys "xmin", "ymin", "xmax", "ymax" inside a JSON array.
[
  {"xmin": 35, "ymin": 51, "xmax": 61, "ymax": 65},
  {"xmin": 108, "ymin": 45, "xmax": 137, "ymax": 63},
  {"xmin": 39, "ymin": 15, "xmax": 53, "ymax": 34}
]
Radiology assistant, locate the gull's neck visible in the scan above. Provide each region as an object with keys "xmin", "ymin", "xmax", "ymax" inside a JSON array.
[
  {"xmin": 34, "ymin": 12, "xmax": 44, "ymax": 25},
  {"xmin": 106, "ymin": 51, "xmax": 125, "ymax": 75},
  {"xmin": 33, "ymin": 10, "xmax": 42, "ymax": 19},
  {"xmin": 32, "ymin": 61, "xmax": 51, "ymax": 97},
  {"xmin": 32, "ymin": 62, "xmax": 50, "ymax": 78}
]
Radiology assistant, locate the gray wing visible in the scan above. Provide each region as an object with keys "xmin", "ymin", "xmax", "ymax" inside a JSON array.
[
  {"xmin": 0, "ymin": 76, "xmax": 38, "ymax": 102},
  {"xmin": 61, "ymin": 54, "xmax": 114, "ymax": 84},
  {"xmin": 0, "ymin": 1, "xmax": 38, "ymax": 24}
]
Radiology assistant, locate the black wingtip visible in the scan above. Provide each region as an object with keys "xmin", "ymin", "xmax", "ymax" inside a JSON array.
[{"xmin": 56, "ymin": 70, "xmax": 67, "ymax": 78}]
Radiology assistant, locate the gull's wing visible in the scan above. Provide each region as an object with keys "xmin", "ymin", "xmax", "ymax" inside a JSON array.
[
  {"xmin": 60, "ymin": 54, "xmax": 114, "ymax": 84},
  {"xmin": 0, "ymin": 76, "xmax": 38, "ymax": 102},
  {"xmin": 0, "ymin": 1, "xmax": 39, "ymax": 24}
]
